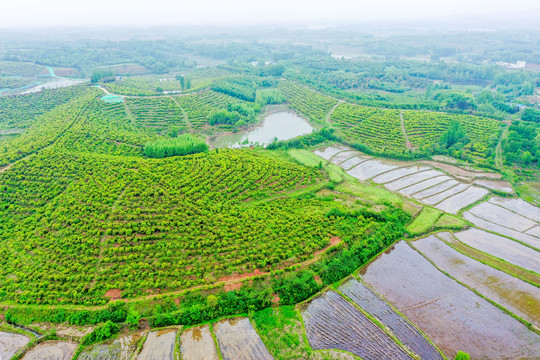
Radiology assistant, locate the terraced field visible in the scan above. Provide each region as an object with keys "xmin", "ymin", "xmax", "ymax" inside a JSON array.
[
  {"xmin": 314, "ymin": 145, "xmax": 490, "ymax": 214},
  {"xmin": 0, "ymin": 331, "xmax": 31, "ymax": 359},
  {"xmin": 278, "ymin": 81, "xmax": 338, "ymax": 124},
  {"xmin": 126, "ymin": 96, "xmax": 189, "ymax": 133},
  {"xmin": 331, "ymin": 103, "xmax": 406, "ymax": 152},
  {"xmin": 402, "ymin": 110, "xmax": 501, "ymax": 156},
  {"xmin": 180, "ymin": 325, "xmax": 219, "ymax": 360}
]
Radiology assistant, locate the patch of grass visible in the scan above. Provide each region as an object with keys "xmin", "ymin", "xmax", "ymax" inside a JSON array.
[
  {"xmin": 433, "ymin": 214, "xmax": 467, "ymax": 231},
  {"xmin": 406, "ymin": 207, "xmax": 442, "ymax": 235},
  {"xmin": 252, "ymin": 306, "xmax": 310, "ymax": 360},
  {"xmin": 516, "ymin": 182, "xmax": 540, "ymax": 206},
  {"xmin": 336, "ymin": 181, "xmax": 403, "ymax": 205},
  {"xmin": 289, "ymin": 149, "xmax": 326, "ymax": 167}
]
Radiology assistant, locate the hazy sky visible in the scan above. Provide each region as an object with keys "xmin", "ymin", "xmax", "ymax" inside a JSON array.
[{"xmin": 2, "ymin": 0, "xmax": 540, "ymax": 27}]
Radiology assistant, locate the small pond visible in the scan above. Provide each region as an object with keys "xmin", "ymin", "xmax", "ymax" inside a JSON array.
[{"xmin": 210, "ymin": 110, "xmax": 313, "ymax": 148}]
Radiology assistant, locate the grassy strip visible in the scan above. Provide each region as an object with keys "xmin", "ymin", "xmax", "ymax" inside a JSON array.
[
  {"xmin": 406, "ymin": 207, "xmax": 442, "ymax": 235},
  {"xmin": 438, "ymin": 233, "xmax": 540, "ymax": 287},
  {"xmin": 409, "ymin": 241, "xmax": 540, "ymax": 335},
  {"xmin": 208, "ymin": 323, "xmax": 224, "ymax": 360}
]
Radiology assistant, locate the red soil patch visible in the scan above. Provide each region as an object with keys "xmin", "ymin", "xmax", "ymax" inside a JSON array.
[
  {"xmin": 313, "ymin": 275, "xmax": 323, "ymax": 285},
  {"xmin": 219, "ymin": 268, "xmax": 266, "ymax": 282},
  {"xmin": 174, "ymin": 298, "xmax": 180, "ymax": 306},
  {"xmin": 271, "ymin": 293, "xmax": 280, "ymax": 306},
  {"xmin": 224, "ymin": 282, "xmax": 243, "ymax": 292},
  {"xmin": 105, "ymin": 288, "xmax": 122, "ymax": 300}
]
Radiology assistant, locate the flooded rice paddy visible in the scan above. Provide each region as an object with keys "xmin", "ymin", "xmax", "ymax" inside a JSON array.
[
  {"xmin": 0, "ymin": 331, "xmax": 31, "ymax": 359},
  {"xmin": 210, "ymin": 110, "xmax": 313, "ymax": 148},
  {"xmin": 469, "ymin": 201, "xmax": 538, "ymax": 232},
  {"xmin": 315, "ymin": 145, "xmax": 500, "ymax": 214},
  {"xmin": 454, "ymin": 228, "xmax": 540, "ymax": 274},
  {"xmin": 213, "ymin": 318, "xmax": 272, "ymax": 360},
  {"xmin": 339, "ymin": 279, "xmax": 443, "ymax": 360},
  {"xmin": 137, "ymin": 328, "xmax": 177, "ymax": 360},
  {"xmin": 21, "ymin": 341, "xmax": 77, "ymax": 360},
  {"xmin": 180, "ymin": 325, "xmax": 219, "ymax": 360},
  {"xmin": 413, "ymin": 234, "xmax": 540, "ymax": 327},
  {"xmin": 361, "ymin": 241, "xmax": 540, "ymax": 359},
  {"xmin": 78, "ymin": 332, "xmax": 143, "ymax": 360},
  {"xmin": 301, "ymin": 291, "xmax": 412, "ymax": 360}
]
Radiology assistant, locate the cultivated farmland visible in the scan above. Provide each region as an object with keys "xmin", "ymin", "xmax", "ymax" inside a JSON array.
[
  {"xmin": 361, "ymin": 241, "xmax": 540, "ymax": 359},
  {"xmin": 301, "ymin": 290, "xmax": 412, "ymax": 360}
]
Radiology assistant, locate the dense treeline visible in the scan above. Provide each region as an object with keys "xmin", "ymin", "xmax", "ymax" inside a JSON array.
[
  {"xmin": 503, "ymin": 121, "xmax": 540, "ymax": 168},
  {"xmin": 143, "ymin": 134, "xmax": 208, "ymax": 158}
]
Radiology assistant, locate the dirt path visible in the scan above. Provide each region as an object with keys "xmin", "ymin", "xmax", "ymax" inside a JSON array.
[
  {"xmin": 325, "ymin": 100, "xmax": 344, "ymax": 124},
  {"xmin": 495, "ymin": 125, "xmax": 509, "ymax": 170},
  {"xmin": 98, "ymin": 85, "xmax": 208, "ymax": 99},
  {"xmin": 168, "ymin": 96, "xmax": 193, "ymax": 132},
  {"xmin": 400, "ymin": 110, "xmax": 413, "ymax": 150}
]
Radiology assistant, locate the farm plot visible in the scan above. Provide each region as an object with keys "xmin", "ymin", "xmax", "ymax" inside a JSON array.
[
  {"xmin": 361, "ymin": 241, "xmax": 540, "ymax": 359},
  {"xmin": 346, "ymin": 160, "xmax": 399, "ymax": 181},
  {"xmin": 278, "ymin": 81, "xmax": 338, "ymax": 124},
  {"xmin": 22, "ymin": 341, "xmax": 78, "ymax": 360},
  {"xmin": 384, "ymin": 169, "xmax": 443, "ymax": 191},
  {"xmin": 463, "ymin": 212, "xmax": 540, "ymax": 249},
  {"xmin": 453, "ymin": 228, "xmax": 540, "ymax": 274},
  {"xmin": 301, "ymin": 291, "xmax": 412, "ymax": 360},
  {"xmin": 180, "ymin": 325, "xmax": 219, "ymax": 360},
  {"xmin": 474, "ymin": 179, "xmax": 513, "ymax": 193},
  {"xmin": 330, "ymin": 103, "xmax": 406, "ymax": 153},
  {"xmin": 469, "ymin": 201, "xmax": 538, "ymax": 231},
  {"xmin": 421, "ymin": 183, "xmax": 468, "ymax": 206},
  {"xmin": 330, "ymin": 150, "xmax": 361, "ymax": 165},
  {"xmin": 313, "ymin": 145, "xmax": 351, "ymax": 160},
  {"xmin": 434, "ymin": 186, "xmax": 488, "ymax": 214},
  {"xmin": 0, "ymin": 331, "xmax": 31, "ymax": 359},
  {"xmin": 126, "ymin": 97, "xmax": 188, "ymax": 133},
  {"xmin": 213, "ymin": 318, "xmax": 272, "ymax": 360},
  {"xmin": 340, "ymin": 156, "xmax": 370, "ymax": 170},
  {"xmin": 489, "ymin": 197, "xmax": 540, "ymax": 222},
  {"xmin": 399, "ymin": 176, "xmax": 451, "ymax": 196},
  {"xmin": 421, "ymin": 160, "xmax": 501, "ymax": 180},
  {"xmin": 78, "ymin": 332, "xmax": 143, "ymax": 360},
  {"xmin": 372, "ymin": 165, "xmax": 429, "ymax": 184},
  {"xmin": 413, "ymin": 234, "xmax": 540, "ymax": 328},
  {"xmin": 411, "ymin": 179, "xmax": 458, "ymax": 199},
  {"xmin": 137, "ymin": 329, "xmax": 177, "ymax": 360},
  {"xmin": 339, "ymin": 279, "xmax": 443, "ymax": 360}
]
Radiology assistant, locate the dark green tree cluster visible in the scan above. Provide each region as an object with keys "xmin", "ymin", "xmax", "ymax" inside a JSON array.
[{"xmin": 143, "ymin": 134, "xmax": 208, "ymax": 158}]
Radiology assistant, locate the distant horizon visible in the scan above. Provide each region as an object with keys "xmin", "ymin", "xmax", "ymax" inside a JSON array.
[{"xmin": 1, "ymin": 0, "xmax": 540, "ymax": 29}]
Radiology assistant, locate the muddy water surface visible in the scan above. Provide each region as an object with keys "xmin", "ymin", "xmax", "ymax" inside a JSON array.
[
  {"xmin": 22, "ymin": 341, "xmax": 77, "ymax": 360},
  {"xmin": 180, "ymin": 325, "xmax": 219, "ymax": 360},
  {"xmin": 0, "ymin": 331, "xmax": 31, "ymax": 359}
]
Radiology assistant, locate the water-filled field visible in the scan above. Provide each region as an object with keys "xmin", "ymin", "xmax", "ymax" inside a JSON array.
[
  {"xmin": 0, "ymin": 331, "xmax": 31, "ymax": 359},
  {"xmin": 413, "ymin": 234, "xmax": 540, "ymax": 327},
  {"xmin": 137, "ymin": 329, "xmax": 177, "ymax": 360},
  {"xmin": 362, "ymin": 241, "xmax": 540, "ymax": 359},
  {"xmin": 22, "ymin": 341, "xmax": 78, "ymax": 360},
  {"xmin": 180, "ymin": 325, "xmax": 219, "ymax": 360},
  {"xmin": 302, "ymin": 291, "xmax": 412, "ymax": 360},
  {"xmin": 454, "ymin": 228, "xmax": 540, "ymax": 273},
  {"xmin": 339, "ymin": 279, "xmax": 444, "ymax": 360},
  {"xmin": 213, "ymin": 318, "xmax": 272, "ymax": 360}
]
